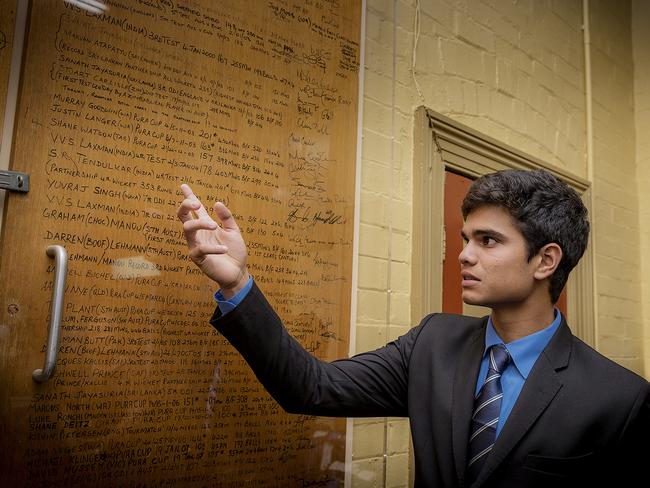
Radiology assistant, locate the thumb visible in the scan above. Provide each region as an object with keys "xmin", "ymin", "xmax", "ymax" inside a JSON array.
[{"xmin": 213, "ymin": 202, "xmax": 240, "ymax": 232}]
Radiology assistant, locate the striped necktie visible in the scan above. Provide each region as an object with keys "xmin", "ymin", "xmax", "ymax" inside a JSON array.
[{"xmin": 466, "ymin": 343, "xmax": 511, "ymax": 484}]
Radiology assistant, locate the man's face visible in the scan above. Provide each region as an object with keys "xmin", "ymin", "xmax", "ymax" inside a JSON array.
[{"xmin": 459, "ymin": 205, "xmax": 540, "ymax": 309}]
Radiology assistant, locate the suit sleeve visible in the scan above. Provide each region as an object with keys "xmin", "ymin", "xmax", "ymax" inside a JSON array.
[
  {"xmin": 611, "ymin": 381, "xmax": 650, "ymax": 483},
  {"xmin": 210, "ymin": 282, "xmax": 426, "ymax": 417}
]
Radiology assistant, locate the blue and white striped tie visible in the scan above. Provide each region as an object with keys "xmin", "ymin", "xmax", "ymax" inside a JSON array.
[{"xmin": 466, "ymin": 344, "xmax": 511, "ymax": 484}]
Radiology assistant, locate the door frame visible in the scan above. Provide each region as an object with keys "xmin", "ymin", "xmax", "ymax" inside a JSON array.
[{"xmin": 412, "ymin": 107, "xmax": 595, "ymax": 346}]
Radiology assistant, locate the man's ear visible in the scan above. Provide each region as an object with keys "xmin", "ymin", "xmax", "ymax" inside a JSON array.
[{"xmin": 533, "ymin": 243, "xmax": 562, "ymax": 280}]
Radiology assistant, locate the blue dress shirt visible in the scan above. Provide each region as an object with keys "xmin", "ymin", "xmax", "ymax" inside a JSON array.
[
  {"xmin": 214, "ymin": 275, "xmax": 254, "ymax": 313},
  {"xmin": 475, "ymin": 310, "xmax": 562, "ymax": 437}
]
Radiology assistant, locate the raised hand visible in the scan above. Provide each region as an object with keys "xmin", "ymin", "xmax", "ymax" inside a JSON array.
[{"xmin": 177, "ymin": 184, "xmax": 249, "ymax": 298}]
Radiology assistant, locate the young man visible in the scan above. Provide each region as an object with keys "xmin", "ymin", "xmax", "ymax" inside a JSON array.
[{"xmin": 178, "ymin": 169, "xmax": 648, "ymax": 487}]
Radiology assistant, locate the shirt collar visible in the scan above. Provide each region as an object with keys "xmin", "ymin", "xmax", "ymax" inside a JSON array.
[{"xmin": 484, "ymin": 309, "xmax": 562, "ymax": 379}]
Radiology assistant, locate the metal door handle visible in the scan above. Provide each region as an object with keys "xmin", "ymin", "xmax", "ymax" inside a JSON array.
[{"xmin": 33, "ymin": 245, "xmax": 68, "ymax": 383}]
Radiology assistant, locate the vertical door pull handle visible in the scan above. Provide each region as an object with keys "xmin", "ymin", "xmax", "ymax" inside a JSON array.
[{"xmin": 32, "ymin": 245, "xmax": 68, "ymax": 383}]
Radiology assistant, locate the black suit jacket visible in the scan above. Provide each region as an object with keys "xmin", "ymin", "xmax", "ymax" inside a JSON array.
[{"xmin": 211, "ymin": 283, "xmax": 649, "ymax": 487}]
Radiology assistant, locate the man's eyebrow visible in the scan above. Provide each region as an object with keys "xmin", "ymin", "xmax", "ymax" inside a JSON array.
[{"xmin": 460, "ymin": 229, "xmax": 507, "ymax": 240}]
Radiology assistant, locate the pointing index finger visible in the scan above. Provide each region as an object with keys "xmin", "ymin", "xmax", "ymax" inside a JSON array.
[
  {"xmin": 180, "ymin": 183, "xmax": 194, "ymax": 199},
  {"xmin": 180, "ymin": 183, "xmax": 210, "ymax": 219}
]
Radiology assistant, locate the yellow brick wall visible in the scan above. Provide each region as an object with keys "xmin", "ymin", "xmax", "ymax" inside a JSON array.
[
  {"xmin": 632, "ymin": 0, "xmax": 650, "ymax": 378},
  {"xmin": 352, "ymin": 0, "xmax": 646, "ymax": 486},
  {"xmin": 588, "ymin": 0, "xmax": 644, "ymax": 373}
]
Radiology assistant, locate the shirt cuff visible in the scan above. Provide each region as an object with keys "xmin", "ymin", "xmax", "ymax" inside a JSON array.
[{"xmin": 214, "ymin": 276, "xmax": 254, "ymax": 315}]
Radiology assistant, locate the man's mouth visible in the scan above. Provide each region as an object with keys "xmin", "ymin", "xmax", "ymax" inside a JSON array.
[{"xmin": 461, "ymin": 272, "xmax": 481, "ymax": 286}]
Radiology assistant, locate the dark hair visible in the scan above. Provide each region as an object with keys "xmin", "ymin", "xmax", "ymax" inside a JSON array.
[{"xmin": 461, "ymin": 169, "xmax": 590, "ymax": 303}]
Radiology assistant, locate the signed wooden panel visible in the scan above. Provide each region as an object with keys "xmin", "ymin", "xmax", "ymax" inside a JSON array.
[
  {"xmin": 0, "ymin": 1, "xmax": 360, "ymax": 486},
  {"xmin": 0, "ymin": 0, "xmax": 17, "ymax": 142}
]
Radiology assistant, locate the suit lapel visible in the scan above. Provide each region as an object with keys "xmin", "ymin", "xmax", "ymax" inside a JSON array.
[
  {"xmin": 473, "ymin": 321, "xmax": 573, "ymax": 486},
  {"xmin": 451, "ymin": 319, "xmax": 486, "ymax": 485}
]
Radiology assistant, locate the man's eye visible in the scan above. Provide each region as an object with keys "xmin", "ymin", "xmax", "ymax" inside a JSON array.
[{"xmin": 482, "ymin": 236, "xmax": 496, "ymax": 246}]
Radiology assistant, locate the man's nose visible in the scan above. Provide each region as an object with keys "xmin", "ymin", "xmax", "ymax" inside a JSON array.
[{"xmin": 458, "ymin": 242, "xmax": 477, "ymax": 265}]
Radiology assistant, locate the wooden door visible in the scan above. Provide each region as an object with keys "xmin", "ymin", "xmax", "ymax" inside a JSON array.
[{"xmin": 0, "ymin": 1, "xmax": 361, "ymax": 486}]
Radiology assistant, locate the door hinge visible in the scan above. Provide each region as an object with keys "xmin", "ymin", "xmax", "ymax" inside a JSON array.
[{"xmin": 0, "ymin": 170, "xmax": 29, "ymax": 193}]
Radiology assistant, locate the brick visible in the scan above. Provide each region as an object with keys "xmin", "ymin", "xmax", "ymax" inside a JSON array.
[
  {"xmin": 392, "ymin": 169, "xmax": 411, "ymax": 202},
  {"xmin": 596, "ymin": 245, "xmax": 641, "ymax": 277},
  {"xmin": 389, "ymin": 292, "xmax": 411, "ymax": 326},
  {"xmin": 362, "ymin": 160, "xmax": 391, "ymax": 195},
  {"xmin": 593, "ymin": 177, "xmax": 638, "ymax": 211},
  {"xmin": 360, "ymin": 190, "xmax": 388, "ymax": 226},
  {"xmin": 415, "ymin": 34, "xmax": 444, "ymax": 75},
  {"xmin": 496, "ymin": 58, "xmax": 515, "ymax": 95},
  {"xmin": 354, "ymin": 417, "xmax": 384, "ymax": 427},
  {"xmin": 594, "ymin": 197, "xmax": 614, "ymax": 223},
  {"xmin": 353, "ymin": 422, "xmax": 386, "ymax": 458},
  {"xmin": 476, "ymin": 84, "xmax": 492, "ymax": 116},
  {"xmin": 390, "ymin": 199, "xmax": 412, "ymax": 233},
  {"xmin": 395, "ymin": 82, "xmax": 418, "ymax": 112},
  {"xmin": 394, "ymin": 1, "xmax": 415, "ymax": 31},
  {"xmin": 598, "ymin": 294, "xmax": 640, "ymax": 320},
  {"xmin": 386, "ymin": 453, "xmax": 410, "ymax": 488},
  {"xmin": 365, "ymin": 8, "xmax": 383, "ymax": 43},
  {"xmin": 390, "ymin": 261, "xmax": 410, "ymax": 293},
  {"xmin": 481, "ymin": 52, "xmax": 497, "ymax": 87},
  {"xmin": 514, "ymin": 71, "xmax": 531, "ymax": 100},
  {"xmin": 597, "ymin": 275, "xmax": 638, "ymax": 300},
  {"xmin": 395, "ymin": 26, "xmax": 415, "ymax": 61},
  {"xmin": 612, "ymin": 207, "xmax": 640, "ymax": 230},
  {"xmin": 364, "ymin": 70, "xmax": 396, "ymax": 107},
  {"xmin": 357, "ymin": 289, "xmax": 389, "ymax": 324},
  {"xmin": 550, "ymin": 0, "xmax": 582, "ymax": 29},
  {"xmin": 363, "ymin": 98, "xmax": 395, "ymax": 136},
  {"xmin": 595, "ymin": 255, "xmax": 638, "ymax": 282},
  {"xmin": 387, "ymin": 420, "xmax": 411, "ymax": 453},
  {"xmin": 565, "ymin": 110, "xmax": 585, "ymax": 150},
  {"xmin": 446, "ymin": 76, "xmax": 465, "ymax": 110},
  {"xmin": 493, "ymin": 91, "xmax": 514, "ymax": 125},
  {"xmin": 367, "ymin": 0, "xmax": 394, "ymax": 20},
  {"xmin": 493, "ymin": 15, "xmax": 520, "ymax": 48},
  {"xmin": 532, "ymin": 60, "xmax": 557, "ymax": 93},
  {"xmin": 358, "ymin": 255, "xmax": 388, "ymax": 290},
  {"xmin": 511, "ymin": 99, "xmax": 528, "ymax": 133},
  {"xmin": 355, "ymin": 323, "xmax": 388, "ymax": 352},
  {"xmin": 352, "ymin": 456, "xmax": 384, "ymax": 487},
  {"xmin": 543, "ymin": 120, "xmax": 559, "ymax": 153},
  {"xmin": 461, "ymin": 80, "xmax": 478, "ymax": 113},
  {"xmin": 624, "ymin": 319, "xmax": 644, "ymax": 341},
  {"xmin": 362, "ymin": 128, "xmax": 393, "ymax": 165},
  {"xmin": 546, "ymin": 95, "xmax": 562, "ymax": 127},
  {"xmin": 455, "ymin": 11, "xmax": 494, "ymax": 50},
  {"xmin": 420, "ymin": 0, "xmax": 454, "ymax": 30},
  {"xmin": 359, "ymin": 223, "xmax": 390, "ymax": 258},
  {"xmin": 567, "ymin": 40, "xmax": 583, "ymax": 70},
  {"xmin": 364, "ymin": 38, "xmax": 391, "ymax": 75},
  {"xmin": 561, "ymin": 81, "xmax": 585, "ymax": 112},
  {"xmin": 529, "ymin": 86, "xmax": 548, "ymax": 116},
  {"xmin": 441, "ymin": 39, "xmax": 483, "ymax": 80},
  {"xmin": 391, "ymin": 232, "xmax": 411, "ymax": 263},
  {"xmin": 514, "ymin": 46, "xmax": 535, "ymax": 75},
  {"xmin": 599, "ymin": 336, "xmax": 641, "ymax": 359},
  {"xmin": 554, "ymin": 55, "xmax": 583, "ymax": 89}
]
